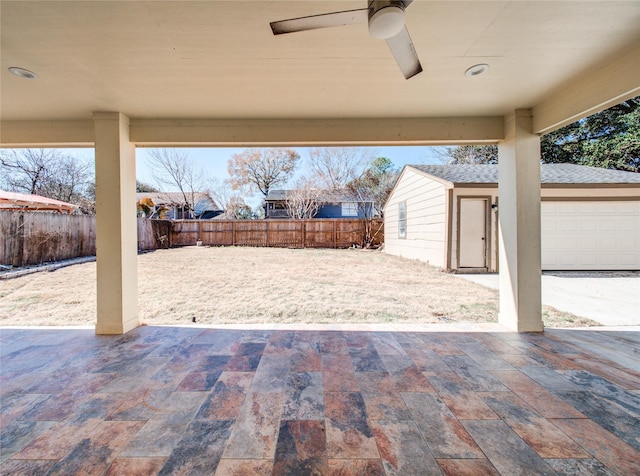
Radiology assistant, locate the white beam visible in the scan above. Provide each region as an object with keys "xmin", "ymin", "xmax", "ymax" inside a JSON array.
[
  {"xmin": 1, "ymin": 116, "xmax": 505, "ymax": 147},
  {"xmin": 533, "ymin": 43, "xmax": 640, "ymax": 135},
  {"xmin": 130, "ymin": 117, "xmax": 504, "ymax": 146},
  {"xmin": 498, "ymin": 110, "xmax": 543, "ymax": 333},
  {"xmin": 0, "ymin": 120, "xmax": 95, "ymax": 146},
  {"xmin": 93, "ymin": 112, "xmax": 139, "ymax": 335}
]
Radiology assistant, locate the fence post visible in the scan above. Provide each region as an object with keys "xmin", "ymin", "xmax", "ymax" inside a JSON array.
[
  {"xmin": 13, "ymin": 213, "xmax": 25, "ymax": 267},
  {"xmin": 266, "ymin": 221, "xmax": 270, "ymax": 247},
  {"xmin": 333, "ymin": 220, "xmax": 337, "ymax": 249},
  {"xmin": 302, "ymin": 220, "xmax": 306, "ymax": 248},
  {"xmin": 232, "ymin": 220, "xmax": 236, "ymax": 246}
]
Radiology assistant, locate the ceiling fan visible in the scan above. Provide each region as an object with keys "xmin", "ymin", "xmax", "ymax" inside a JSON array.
[{"xmin": 270, "ymin": 0, "xmax": 422, "ymax": 80}]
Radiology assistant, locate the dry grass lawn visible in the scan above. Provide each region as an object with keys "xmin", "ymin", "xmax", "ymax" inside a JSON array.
[{"xmin": 0, "ymin": 246, "xmax": 596, "ymax": 327}]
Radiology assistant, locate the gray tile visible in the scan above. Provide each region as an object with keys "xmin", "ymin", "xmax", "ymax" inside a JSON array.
[
  {"xmin": 460, "ymin": 341, "xmax": 516, "ymax": 371},
  {"xmin": 119, "ymin": 419, "xmax": 189, "ymax": 457},
  {"xmin": 158, "ymin": 420, "xmax": 233, "ymax": 475},
  {"xmin": 560, "ymin": 370, "xmax": 640, "ymax": 418},
  {"xmin": 150, "ymin": 391, "xmax": 208, "ymax": 424},
  {"xmin": 554, "ymin": 391, "xmax": 640, "ymax": 451},
  {"xmin": 462, "ymin": 420, "xmax": 556, "ymax": 475},
  {"xmin": 223, "ymin": 391, "xmax": 284, "ymax": 459},
  {"xmin": 371, "ymin": 419, "xmax": 442, "ymax": 476},
  {"xmin": 545, "ymin": 458, "xmax": 616, "ymax": 476},
  {"xmin": 281, "ymin": 372, "xmax": 324, "ymax": 420},
  {"xmin": 520, "ymin": 365, "xmax": 583, "ymax": 391},
  {"xmin": 0, "ymin": 420, "xmax": 55, "ymax": 461},
  {"xmin": 441, "ymin": 355, "xmax": 508, "ymax": 391},
  {"xmin": 402, "ymin": 392, "xmax": 483, "ymax": 459},
  {"xmin": 250, "ymin": 355, "xmax": 291, "ymax": 392},
  {"xmin": 349, "ymin": 343, "xmax": 386, "ymax": 372}
]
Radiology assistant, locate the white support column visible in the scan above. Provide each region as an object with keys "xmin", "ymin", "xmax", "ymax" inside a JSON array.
[
  {"xmin": 93, "ymin": 112, "xmax": 139, "ymax": 334},
  {"xmin": 498, "ymin": 109, "xmax": 544, "ymax": 332}
]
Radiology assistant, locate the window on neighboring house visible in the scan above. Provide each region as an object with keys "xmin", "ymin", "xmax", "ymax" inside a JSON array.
[
  {"xmin": 341, "ymin": 202, "xmax": 358, "ymax": 217},
  {"xmin": 398, "ymin": 202, "xmax": 406, "ymax": 238}
]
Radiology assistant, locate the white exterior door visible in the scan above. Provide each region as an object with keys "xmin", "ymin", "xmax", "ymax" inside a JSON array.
[
  {"xmin": 542, "ymin": 201, "xmax": 640, "ymax": 270},
  {"xmin": 459, "ymin": 199, "xmax": 487, "ymax": 268}
]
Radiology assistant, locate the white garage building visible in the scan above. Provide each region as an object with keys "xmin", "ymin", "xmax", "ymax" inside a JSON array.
[{"xmin": 384, "ymin": 164, "xmax": 640, "ymax": 272}]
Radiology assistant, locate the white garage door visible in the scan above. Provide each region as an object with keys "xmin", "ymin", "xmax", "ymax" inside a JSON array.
[{"xmin": 541, "ymin": 201, "xmax": 640, "ymax": 270}]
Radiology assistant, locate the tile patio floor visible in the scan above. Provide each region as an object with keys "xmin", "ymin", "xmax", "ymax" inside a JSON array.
[{"xmin": 1, "ymin": 323, "xmax": 639, "ymax": 475}]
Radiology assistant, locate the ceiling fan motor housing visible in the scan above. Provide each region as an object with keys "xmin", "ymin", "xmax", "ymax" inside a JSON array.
[{"xmin": 368, "ymin": 0, "xmax": 407, "ymax": 40}]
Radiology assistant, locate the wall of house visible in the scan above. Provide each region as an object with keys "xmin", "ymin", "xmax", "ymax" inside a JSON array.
[
  {"xmin": 384, "ymin": 168, "xmax": 448, "ymax": 267},
  {"xmin": 540, "ymin": 187, "xmax": 640, "ymax": 270},
  {"xmin": 541, "ymin": 187, "xmax": 640, "ymax": 199},
  {"xmin": 315, "ymin": 203, "xmax": 366, "ymax": 219},
  {"xmin": 449, "ymin": 186, "xmax": 640, "ymax": 272},
  {"xmin": 387, "ymin": 177, "xmax": 640, "ymax": 273}
]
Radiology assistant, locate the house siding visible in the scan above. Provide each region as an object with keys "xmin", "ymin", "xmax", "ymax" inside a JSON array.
[
  {"xmin": 315, "ymin": 203, "xmax": 367, "ymax": 219},
  {"xmin": 384, "ymin": 168, "xmax": 447, "ymax": 267},
  {"xmin": 386, "ymin": 168, "xmax": 639, "ymax": 272},
  {"xmin": 265, "ymin": 200, "xmax": 371, "ymax": 219}
]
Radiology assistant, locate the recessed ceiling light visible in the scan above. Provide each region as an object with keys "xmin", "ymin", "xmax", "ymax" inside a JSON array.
[
  {"xmin": 465, "ymin": 64, "xmax": 489, "ymax": 77},
  {"xmin": 8, "ymin": 67, "xmax": 38, "ymax": 79}
]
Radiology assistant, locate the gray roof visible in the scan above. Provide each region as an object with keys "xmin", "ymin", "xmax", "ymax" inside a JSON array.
[
  {"xmin": 408, "ymin": 164, "xmax": 640, "ymax": 185},
  {"xmin": 136, "ymin": 192, "xmax": 220, "ymax": 209},
  {"xmin": 265, "ymin": 190, "xmax": 288, "ymax": 201}
]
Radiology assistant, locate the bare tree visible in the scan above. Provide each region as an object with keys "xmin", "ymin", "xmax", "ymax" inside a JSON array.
[
  {"xmin": 286, "ymin": 177, "xmax": 323, "ymax": 219},
  {"xmin": 346, "ymin": 157, "xmax": 398, "ymax": 247},
  {"xmin": 210, "ymin": 177, "xmax": 253, "ymax": 219},
  {"xmin": 0, "ymin": 148, "xmax": 93, "ymax": 205},
  {"xmin": 226, "ymin": 196, "xmax": 253, "ymax": 219},
  {"xmin": 209, "ymin": 177, "xmax": 234, "ymax": 212},
  {"xmin": 307, "ymin": 147, "xmax": 374, "ymax": 190},
  {"xmin": 227, "ymin": 148, "xmax": 300, "ymax": 197},
  {"xmin": 147, "ymin": 148, "xmax": 209, "ymax": 218}
]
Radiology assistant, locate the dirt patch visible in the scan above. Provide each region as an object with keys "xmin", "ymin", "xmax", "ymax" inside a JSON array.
[{"xmin": 0, "ymin": 246, "xmax": 597, "ymax": 327}]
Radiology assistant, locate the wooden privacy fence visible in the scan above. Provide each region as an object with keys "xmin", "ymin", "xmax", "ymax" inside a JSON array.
[
  {"xmin": 137, "ymin": 218, "xmax": 172, "ymax": 251},
  {"xmin": 1, "ymin": 213, "xmax": 384, "ymax": 267},
  {"xmin": 0, "ymin": 210, "xmax": 96, "ymax": 267},
  {"xmin": 170, "ymin": 218, "xmax": 384, "ymax": 248}
]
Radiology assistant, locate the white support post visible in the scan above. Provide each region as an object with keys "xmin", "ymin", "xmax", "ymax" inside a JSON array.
[
  {"xmin": 93, "ymin": 112, "xmax": 139, "ymax": 334},
  {"xmin": 498, "ymin": 109, "xmax": 544, "ymax": 332}
]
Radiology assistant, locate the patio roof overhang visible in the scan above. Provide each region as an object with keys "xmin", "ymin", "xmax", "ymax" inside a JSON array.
[
  {"xmin": 0, "ymin": 191, "xmax": 78, "ymax": 213},
  {"xmin": 1, "ymin": 1, "xmax": 639, "ymax": 334}
]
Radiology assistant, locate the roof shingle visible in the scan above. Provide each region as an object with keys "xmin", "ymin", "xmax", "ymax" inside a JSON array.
[{"xmin": 409, "ymin": 164, "xmax": 640, "ymax": 185}]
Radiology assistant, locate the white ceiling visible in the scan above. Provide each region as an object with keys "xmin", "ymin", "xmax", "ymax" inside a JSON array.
[{"xmin": 1, "ymin": 1, "xmax": 639, "ymax": 125}]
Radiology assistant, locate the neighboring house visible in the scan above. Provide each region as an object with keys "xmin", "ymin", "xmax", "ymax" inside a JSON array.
[
  {"xmin": 0, "ymin": 191, "xmax": 78, "ymax": 213},
  {"xmin": 384, "ymin": 164, "xmax": 640, "ymax": 272},
  {"xmin": 136, "ymin": 192, "xmax": 223, "ymax": 220},
  {"xmin": 265, "ymin": 189, "xmax": 374, "ymax": 219}
]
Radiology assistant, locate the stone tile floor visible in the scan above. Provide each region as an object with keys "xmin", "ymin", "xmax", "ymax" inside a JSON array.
[{"xmin": 1, "ymin": 323, "xmax": 639, "ymax": 475}]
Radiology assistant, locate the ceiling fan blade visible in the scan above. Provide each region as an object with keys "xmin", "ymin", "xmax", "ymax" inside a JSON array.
[
  {"xmin": 385, "ymin": 26, "xmax": 422, "ymax": 79},
  {"xmin": 270, "ymin": 9, "xmax": 368, "ymax": 35}
]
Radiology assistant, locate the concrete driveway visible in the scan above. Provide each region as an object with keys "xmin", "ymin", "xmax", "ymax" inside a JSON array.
[{"xmin": 455, "ymin": 271, "xmax": 640, "ymax": 326}]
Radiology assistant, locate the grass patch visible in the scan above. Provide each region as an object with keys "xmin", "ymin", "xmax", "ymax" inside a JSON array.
[{"xmin": 0, "ymin": 246, "xmax": 592, "ymax": 328}]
